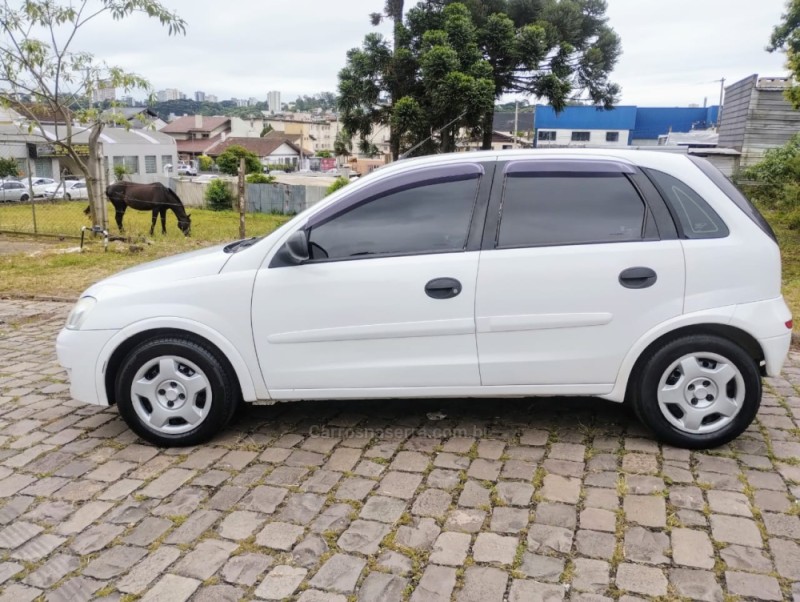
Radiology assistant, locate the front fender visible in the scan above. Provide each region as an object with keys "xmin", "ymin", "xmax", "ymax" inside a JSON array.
[{"xmin": 95, "ymin": 316, "xmax": 267, "ymax": 405}]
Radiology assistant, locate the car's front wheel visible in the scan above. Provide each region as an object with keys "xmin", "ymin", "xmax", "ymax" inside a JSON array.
[
  {"xmin": 629, "ymin": 334, "xmax": 761, "ymax": 449},
  {"xmin": 115, "ymin": 335, "xmax": 238, "ymax": 446}
]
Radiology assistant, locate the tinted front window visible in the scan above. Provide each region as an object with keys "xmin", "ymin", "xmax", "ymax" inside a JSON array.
[
  {"xmin": 309, "ymin": 177, "xmax": 479, "ymax": 260},
  {"xmin": 498, "ymin": 175, "xmax": 645, "ymax": 247},
  {"xmin": 647, "ymin": 169, "xmax": 728, "ymax": 239}
]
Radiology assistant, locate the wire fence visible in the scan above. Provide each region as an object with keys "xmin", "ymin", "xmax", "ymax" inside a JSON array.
[{"xmin": 0, "ymin": 176, "xmax": 331, "ymax": 243}]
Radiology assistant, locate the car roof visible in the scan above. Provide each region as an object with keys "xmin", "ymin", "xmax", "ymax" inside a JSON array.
[{"xmin": 380, "ymin": 148, "xmax": 695, "ymax": 179}]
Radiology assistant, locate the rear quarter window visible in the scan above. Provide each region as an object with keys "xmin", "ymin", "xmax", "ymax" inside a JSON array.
[
  {"xmin": 688, "ymin": 156, "xmax": 777, "ymax": 242},
  {"xmin": 645, "ymin": 169, "xmax": 729, "ymax": 239}
]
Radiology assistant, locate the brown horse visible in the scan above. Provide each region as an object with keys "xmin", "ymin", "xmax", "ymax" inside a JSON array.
[{"xmin": 85, "ymin": 182, "xmax": 191, "ymax": 236}]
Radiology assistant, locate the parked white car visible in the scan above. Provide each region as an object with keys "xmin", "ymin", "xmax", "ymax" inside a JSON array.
[
  {"xmin": 57, "ymin": 150, "xmax": 791, "ymax": 448},
  {"xmin": 0, "ymin": 180, "xmax": 32, "ymax": 202},
  {"xmin": 42, "ymin": 180, "xmax": 88, "ymax": 200},
  {"xmin": 177, "ymin": 164, "xmax": 197, "ymax": 176},
  {"xmin": 30, "ymin": 177, "xmax": 56, "ymax": 197}
]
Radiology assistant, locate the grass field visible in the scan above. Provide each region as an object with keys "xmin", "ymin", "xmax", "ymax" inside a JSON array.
[
  {"xmin": 0, "ymin": 202, "xmax": 290, "ymax": 298},
  {"xmin": 762, "ymin": 207, "xmax": 800, "ymax": 328},
  {"xmin": 0, "ymin": 199, "xmax": 287, "ymax": 242}
]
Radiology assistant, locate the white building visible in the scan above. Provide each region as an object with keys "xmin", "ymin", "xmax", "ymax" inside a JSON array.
[
  {"xmin": 156, "ymin": 88, "xmax": 182, "ymax": 102},
  {"xmin": 194, "ymin": 91, "xmax": 206, "ymax": 102},
  {"xmin": 0, "ymin": 122, "xmax": 178, "ymax": 182},
  {"xmin": 267, "ymin": 91, "xmax": 281, "ymax": 114}
]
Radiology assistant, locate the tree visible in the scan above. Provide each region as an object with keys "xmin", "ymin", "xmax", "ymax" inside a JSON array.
[
  {"xmin": 215, "ymin": 145, "xmax": 262, "ymax": 176},
  {"xmin": 0, "ymin": 157, "xmax": 19, "ymax": 179},
  {"xmin": 769, "ymin": 0, "xmax": 800, "ymax": 108},
  {"xmin": 316, "ymin": 150, "xmax": 333, "ymax": 158},
  {"xmin": 260, "ymin": 124, "xmax": 274, "ymax": 137},
  {"xmin": 339, "ymin": 3, "xmax": 495, "ymax": 158},
  {"xmin": 339, "ymin": 0, "xmax": 621, "ymax": 155},
  {"xmin": 197, "ymin": 155, "xmax": 214, "ymax": 171},
  {"xmin": 0, "ymin": 1, "xmax": 186, "ymax": 228},
  {"xmin": 326, "ymin": 176, "xmax": 350, "ymax": 196}
]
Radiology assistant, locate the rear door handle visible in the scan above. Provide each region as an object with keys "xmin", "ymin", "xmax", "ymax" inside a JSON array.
[
  {"xmin": 425, "ymin": 277, "xmax": 462, "ymax": 300},
  {"xmin": 619, "ymin": 267, "xmax": 657, "ymax": 289}
]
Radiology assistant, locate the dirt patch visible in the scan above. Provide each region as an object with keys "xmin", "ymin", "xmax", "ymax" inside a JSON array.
[{"xmin": 0, "ymin": 234, "xmax": 65, "ymax": 255}]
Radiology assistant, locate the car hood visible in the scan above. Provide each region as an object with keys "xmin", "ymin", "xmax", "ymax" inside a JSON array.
[{"xmin": 85, "ymin": 243, "xmax": 231, "ymax": 295}]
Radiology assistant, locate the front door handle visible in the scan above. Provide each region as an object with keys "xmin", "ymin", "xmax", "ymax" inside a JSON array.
[
  {"xmin": 619, "ymin": 267, "xmax": 657, "ymax": 289},
  {"xmin": 425, "ymin": 277, "xmax": 462, "ymax": 300}
]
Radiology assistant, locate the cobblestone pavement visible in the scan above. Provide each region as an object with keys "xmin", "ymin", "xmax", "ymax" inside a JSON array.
[{"xmin": 2, "ymin": 299, "xmax": 800, "ymax": 601}]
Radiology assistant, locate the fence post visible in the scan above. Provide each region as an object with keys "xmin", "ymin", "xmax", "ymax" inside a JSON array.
[
  {"xmin": 26, "ymin": 156, "xmax": 37, "ymax": 234},
  {"xmin": 238, "ymin": 157, "xmax": 246, "ymax": 239}
]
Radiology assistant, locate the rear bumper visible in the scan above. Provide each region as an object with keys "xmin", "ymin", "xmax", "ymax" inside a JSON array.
[
  {"xmin": 730, "ymin": 296, "xmax": 792, "ymax": 377},
  {"xmin": 759, "ymin": 332, "xmax": 792, "ymax": 377}
]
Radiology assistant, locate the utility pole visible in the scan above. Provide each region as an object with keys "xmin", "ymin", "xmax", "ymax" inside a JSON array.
[
  {"xmin": 238, "ymin": 157, "xmax": 245, "ymax": 239},
  {"xmin": 717, "ymin": 77, "xmax": 726, "ymax": 129},
  {"xmin": 513, "ymin": 100, "xmax": 519, "ymax": 149}
]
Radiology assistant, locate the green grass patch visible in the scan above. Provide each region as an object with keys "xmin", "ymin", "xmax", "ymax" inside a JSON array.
[{"xmin": 0, "ymin": 203, "xmax": 290, "ymax": 298}]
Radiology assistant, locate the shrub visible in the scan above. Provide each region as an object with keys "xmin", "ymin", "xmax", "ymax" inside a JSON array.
[
  {"xmin": 216, "ymin": 145, "xmax": 262, "ymax": 176},
  {"xmin": 264, "ymin": 163, "xmax": 295, "ymax": 173},
  {"xmin": 205, "ymin": 179, "xmax": 233, "ymax": 211},
  {"xmin": 113, "ymin": 164, "xmax": 129, "ymax": 181},
  {"xmin": 742, "ymin": 133, "xmax": 800, "ymax": 209},
  {"xmin": 326, "ymin": 176, "xmax": 350, "ymax": 196},
  {"xmin": 0, "ymin": 157, "xmax": 19, "ymax": 179},
  {"xmin": 315, "ymin": 150, "xmax": 332, "ymax": 158},
  {"xmin": 246, "ymin": 173, "xmax": 275, "ymax": 184},
  {"xmin": 198, "ymin": 155, "xmax": 214, "ymax": 171}
]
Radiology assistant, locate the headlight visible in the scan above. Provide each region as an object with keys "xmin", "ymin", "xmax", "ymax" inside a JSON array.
[{"xmin": 65, "ymin": 296, "xmax": 97, "ymax": 330}]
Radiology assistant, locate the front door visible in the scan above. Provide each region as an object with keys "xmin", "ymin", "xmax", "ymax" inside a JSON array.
[
  {"xmin": 252, "ymin": 163, "xmax": 492, "ymax": 396},
  {"xmin": 475, "ymin": 160, "xmax": 686, "ymax": 388}
]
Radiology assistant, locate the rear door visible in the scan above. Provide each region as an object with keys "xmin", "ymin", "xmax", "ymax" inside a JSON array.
[{"xmin": 475, "ymin": 159, "xmax": 685, "ymax": 388}]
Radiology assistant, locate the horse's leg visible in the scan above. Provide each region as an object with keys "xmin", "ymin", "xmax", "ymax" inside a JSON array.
[
  {"xmin": 115, "ymin": 207, "xmax": 125, "ymax": 233},
  {"xmin": 160, "ymin": 207, "xmax": 167, "ymax": 235},
  {"xmin": 150, "ymin": 208, "xmax": 158, "ymax": 236}
]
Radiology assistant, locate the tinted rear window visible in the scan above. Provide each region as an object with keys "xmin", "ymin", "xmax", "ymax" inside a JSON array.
[
  {"xmin": 689, "ymin": 156, "xmax": 777, "ymax": 242},
  {"xmin": 497, "ymin": 174, "xmax": 646, "ymax": 248}
]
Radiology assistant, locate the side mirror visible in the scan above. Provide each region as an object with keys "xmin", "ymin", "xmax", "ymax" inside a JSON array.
[{"xmin": 281, "ymin": 230, "xmax": 310, "ymax": 265}]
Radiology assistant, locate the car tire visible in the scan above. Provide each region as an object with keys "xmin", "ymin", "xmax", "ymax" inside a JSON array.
[
  {"xmin": 65, "ymin": 194, "xmax": 71, "ymax": 200},
  {"xmin": 115, "ymin": 335, "xmax": 239, "ymax": 447},
  {"xmin": 629, "ymin": 334, "xmax": 761, "ymax": 449},
  {"xmin": 20, "ymin": 194, "xmax": 28, "ymax": 202}
]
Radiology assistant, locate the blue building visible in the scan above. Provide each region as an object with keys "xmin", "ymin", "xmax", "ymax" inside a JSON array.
[{"xmin": 530, "ymin": 105, "xmax": 720, "ymax": 147}]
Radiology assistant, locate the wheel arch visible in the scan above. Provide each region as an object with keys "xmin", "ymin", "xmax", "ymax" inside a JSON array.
[
  {"xmin": 102, "ymin": 326, "xmax": 252, "ymax": 406},
  {"xmin": 623, "ymin": 323, "xmax": 764, "ymax": 402}
]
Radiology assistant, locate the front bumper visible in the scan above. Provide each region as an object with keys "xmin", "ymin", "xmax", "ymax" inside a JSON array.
[{"xmin": 56, "ymin": 327, "xmax": 118, "ymax": 406}]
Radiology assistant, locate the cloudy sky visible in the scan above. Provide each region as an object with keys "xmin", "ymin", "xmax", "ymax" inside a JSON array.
[{"xmin": 66, "ymin": 0, "xmax": 790, "ymax": 107}]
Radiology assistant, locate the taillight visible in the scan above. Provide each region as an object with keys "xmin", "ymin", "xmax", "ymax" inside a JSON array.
[{"xmin": 786, "ymin": 319, "xmax": 793, "ymax": 330}]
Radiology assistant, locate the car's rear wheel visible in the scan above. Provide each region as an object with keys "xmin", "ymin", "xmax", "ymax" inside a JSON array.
[
  {"xmin": 629, "ymin": 334, "xmax": 761, "ymax": 449},
  {"xmin": 115, "ymin": 336, "xmax": 238, "ymax": 446},
  {"xmin": 65, "ymin": 193, "xmax": 71, "ymax": 200},
  {"xmin": 20, "ymin": 194, "xmax": 29, "ymax": 202}
]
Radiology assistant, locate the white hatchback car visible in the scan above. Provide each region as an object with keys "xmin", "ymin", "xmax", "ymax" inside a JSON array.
[{"xmin": 57, "ymin": 150, "xmax": 792, "ymax": 448}]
